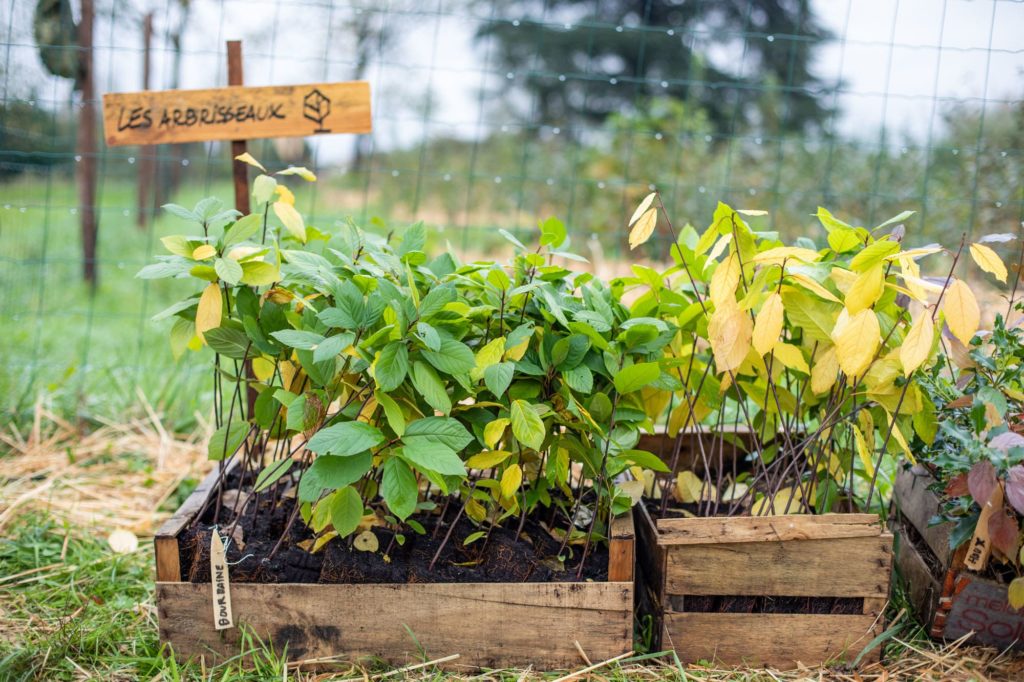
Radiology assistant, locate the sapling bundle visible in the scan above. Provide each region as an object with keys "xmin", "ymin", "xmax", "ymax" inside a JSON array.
[
  {"xmin": 141, "ymin": 155, "xmax": 671, "ymax": 580},
  {"xmin": 622, "ymin": 195, "xmax": 985, "ymax": 519}
]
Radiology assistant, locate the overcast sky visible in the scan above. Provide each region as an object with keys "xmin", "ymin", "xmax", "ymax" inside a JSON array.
[{"xmin": 3, "ymin": 0, "xmax": 1022, "ymax": 162}]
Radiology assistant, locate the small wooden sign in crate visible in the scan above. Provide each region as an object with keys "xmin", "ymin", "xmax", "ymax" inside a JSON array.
[
  {"xmin": 637, "ymin": 501, "xmax": 892, "ymax": 668},
  {"xmin": 892, "ymin": 465, "xmax": 1024, "ymax": 650},
  {"xmin": 154, "ymin": 467, "xmax": 636, "ymax": 670}
]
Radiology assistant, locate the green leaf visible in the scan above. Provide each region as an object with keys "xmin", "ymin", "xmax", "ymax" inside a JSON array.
[
  {"xmin": 415, "ymin": 322, "xmax": 441, "ymax": 351},
  {"xmin": 510, "ymin": 399, "xmax": 545, "ymax": 450},
  {"xmin": 240, "ymin": 261, "xmax": 279, "ymax": 286},
  {"xmin": 539, "ymin": 216, "xmax": 567, "ymax": 248},
  {"xmin": 418, "ymin": 284, "xmax": 456, "ymax": 319},
  {"xmin": 298, "ymin": 452, "xmax": 372, "ymax": 502},
  {"xmin": 422, "ymin": 339, "xmax": 475, "ymax": 376},
  {"xmin": 273, "ymin": 202, "xmax": 306, "ymax": 242},
  {"xmin": 399, "ymin": 222, "xmax": 426, "ymax": 257},
  {"xmin": 614, "ymin": 362, "xmax": 660, "ymax": 394},
  {"xmin": 162, "ymin": 203, "xmax": 199, "ymax": 222},
  {"xmin": 411, "ymin": 361, "xmax": 451, "ymax": 415},
  {"xmin": 306, "ymin": 421, "xmax": 384, "ymax": 456},
  {"xmin": 312, "ymin": 332, "xmax": 355, "ymax": 364},
  {"xmin": 160, "ymin": 235, "xmax": 196, "ymax": 257},
  {"xmin": 376, "ymin": 341, "xmax": 409, "ymax": 392},
  {"xmin": 401, "ymin": 440, "xmax": 467, "ymax": 476},
  {"xmin": 214, "ymin": 257, "xmax": 243, "ymax": 285},
  {"xmin": 484, "ymin": 362, "xmax": 515, "ymax": 397},
  {"xmin": 375, "ymin": 390, "xmax": 406, "ymax": 437},
  {"xmin": 252, "ymin": 175, "xmax": 278, "ymax": 205},
  {"xmin": 270, "ymin": 329, "xmax": 325, "ymax": 350},
  {"xmin": 224, "ymin": 213, "xmax": 262, "ymax": 247},
  {"xmin": 330, "ymin": 486, "xmax": 364, "ymax": 538},
  {"xmin": 254, "ymin": 458, "xmax": 293, "ymax": 492},
  {"xmin": 152, "ymin": 297, "xmax": 197, "ymax": 322},
  {"xmin": 619, "ymin": 449, "xmax": 670, "ymax": 473},
  {"xmin": 850, "ymin": 239, "xmax": 899, "ymax": 272},
  {"xmin": 403, "ymin": 416, "xmax": 473, "ymax": 450},
  {"xmin": 208, "ymin": 422, "xmax": 249, "ymax": 461},
  {"xmin": 463, "ymin": 531, "xmax": 486, "ymax": 546},
  {"xmin": 203, "ymin": 326, "xmax": 250, "ymax": 359},
  {"xmin": 562, "ymin": 365, "xmax": 593, "ymax": 393},
  {"xmin": 381, "ymin": 457, "xmax": 418, "ymax": 521}
]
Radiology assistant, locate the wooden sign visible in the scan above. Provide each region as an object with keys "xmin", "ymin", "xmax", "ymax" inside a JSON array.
[{"xmin": 102, "ymin": 81, "xmax": 371, "ymax": 146}]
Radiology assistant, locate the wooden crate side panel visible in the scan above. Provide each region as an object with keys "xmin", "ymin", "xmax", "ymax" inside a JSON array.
[
  {"xmin": 941, "ymin": 573, "xmax": 1024, "ymax": 650},
  {"xmin": 893, "ymin": 466, "xmax": 952, "ymax": 566},
  {"xmin": 656, "ymin": 513, "xmax": 881, "ymax": 545},
  {"xmin": 663, "ymin": 612, "xmax": 882, "ymax": 668},
  {"xmin": 892, "ymin": 523, "xmax": 941, "ymax": 635},
  {"xmin": 636, "ymin": 429, "xmax": 752, "ymax": 474},
  {"xmin": 665, "ymin": 534, "xmax": 892, "ymax": 598},
  {"xmin": 608, "ymin": 511, "xmax": 635, "ymax": 582},
  {"xmin": 635, "ymin": 505, "xmax": 666, "ymax": 649},
  {"xmin": 157, "ymin": 581, "xmax": 633, "ymax": 668},
  {"xmin": 154, "ymin": 463, "xmax": 222, "ymax": 582}
]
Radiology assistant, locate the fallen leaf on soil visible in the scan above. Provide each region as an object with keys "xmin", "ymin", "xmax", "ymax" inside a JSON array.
[
  {"xmin": 108, "ymin": 529, "xmax": 139, "ymax": 554},
  {"xmin": 354, "ymin": 530, "xmax": 379, "ymax": 552}
]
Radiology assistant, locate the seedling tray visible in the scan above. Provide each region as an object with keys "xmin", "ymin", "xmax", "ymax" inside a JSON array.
[
  {"xmin": 636, "ymin": 503, "xmax": 892, "ymax": 668},
  {"xmin": 154, "ymin": 466, "xmax": 635, "ymax": 669},
  {"xmin": 892, "ymin": 465, "xmax": 1024, "ymax": 650}
]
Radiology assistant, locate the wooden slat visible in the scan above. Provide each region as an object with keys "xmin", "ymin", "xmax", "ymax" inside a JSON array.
[
  {"xmin": 634, "ymin": 504, "xmax": 666, "ymax": 649},
  {"xmin": 665, "ymin": 534, "xmax": 893, "ymax": 598},
  {"xmin": 154, "ymin": 463, "xmax": 224, "ymax": 583},
  {"xmin": 663, "ymin": 612, "xmax": 882, "ymax": 668},
  {"xmin": 157, "ymin": 581, "xmax": 632, "ymax": 668},
  {"xmin": 608, "ymin": 510, "xmax": 635, "ymax": 582},
  {"xmin": 103, "ymin": 81, "xmax": 371, "ymax": 146},
  {"xmin": 893, "ymin": 466, "xmax": 951, "ymax": 565},
  {"xmin": 893, "ymin": 523, "xmax": 941, "ymax": 633},
  {"xmin": 656, "ymin": 513, "xmax": 882, "ymax": 545},
  {"xmin": 636, "ymin": 428, "xmax": 752, "ymax": 475}
]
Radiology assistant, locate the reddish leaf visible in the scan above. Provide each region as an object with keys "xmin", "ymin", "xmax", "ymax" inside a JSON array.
[
  {"xmin": 968, "ymin": 460, "xmax": 998, "ymax": 507},
  {"xmin": 1007, "ymin": 466, "xmax": 1024, "ymax": 516},
  {"xmin": 990, "ymin": 431, "xmax": 1024, "ymax": 451},
  {"xmin": 944, "ymin": 472, "xmax": 970, "ymax": 498},
  {"xmin": 989, "ymin": 505, "xmax": 1021, "ymax": 562},
  {"xmin": 945, "ymin": 395, "xmax": 973, "ymax": 409}
]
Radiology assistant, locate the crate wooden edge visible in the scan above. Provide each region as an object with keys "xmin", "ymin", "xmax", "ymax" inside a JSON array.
[
  {"xmin": 636, "ymin": 506, "xmax": 891, "ymax": 666},
  {"xmin": 154, "ymin": 461, "xmax": 636, "ymax": 669}
]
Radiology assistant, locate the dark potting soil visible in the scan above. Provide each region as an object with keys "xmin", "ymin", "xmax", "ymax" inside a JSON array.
[{"xmin": 178, "ymin": 468, "xmax": 608, "ymax": 585}]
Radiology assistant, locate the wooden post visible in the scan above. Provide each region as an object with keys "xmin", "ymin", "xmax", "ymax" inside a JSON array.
[
  {"xmin": 77, "ymin": 0, "xmax": 98, "ymax": 288},
  {"xmin": 137, "ymin": 13, "xmax": 155, "ymax": 229},
  {"xmin": 226, "ymin": 40, "xmax": 257, "ymax": 420},
  {"xmin": 226, "ymin": 41, "xmax": 250, "ymax": 216}
]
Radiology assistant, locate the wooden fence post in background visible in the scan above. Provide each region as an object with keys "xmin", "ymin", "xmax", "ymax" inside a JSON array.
[{"xmin": 136, "ymin": 12, "xmax": 154, "ymax": 229}]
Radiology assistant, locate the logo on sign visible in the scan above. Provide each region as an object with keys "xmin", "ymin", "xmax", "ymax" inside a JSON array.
[{"xmin": 303, "ymin": 88, "xmax": 331, "ymax": 133}]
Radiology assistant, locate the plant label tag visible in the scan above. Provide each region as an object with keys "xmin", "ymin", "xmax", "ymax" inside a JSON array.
[
  {"xmin": 210, "ymin": 531, "xmax": 234, "ymax": 630},
  {"xmin": 965, "ymin": 484, "xmax": 1003, "ymax": 572}
]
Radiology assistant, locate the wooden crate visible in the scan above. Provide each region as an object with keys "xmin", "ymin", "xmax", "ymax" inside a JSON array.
[
  {"xmin": 154, "ymin": 466, "xmax": 635, "ymax": 669},
  {"xmin": 636, "ymin": 504, "xmax": 892, "ymax": 668},
  {"xmin": 892, "ymin": 466, "xmax": 1024, "ymax": 649}
]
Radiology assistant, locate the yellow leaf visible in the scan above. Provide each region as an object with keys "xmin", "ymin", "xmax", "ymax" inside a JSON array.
[
  {"xmin": 854, "ymin": 426, "xmax": 875, "ymax": 478},
  {"xmin": 833, "ymin": 308, "xmax": 880, "ymax": 378},
  {"xmin": 811, "ymin": 346, "xmax": 839, "ymax": 395},
  {"xmin": 773, "ymin": 343, "xmax": 809, "ymax": 374},
  {"xmin": 505, "ymin": 333, "xmax": 531, "ymax": 361},
  {"xmin": 353, "ymin": 530, "xmax": 379, "ymax": 552},
  {"xmin": 192, "ymin": 244, "xmax": 216, "ymax": 260},
  {"xmin": 751, "ymin": 246, "xmax": 821, "ymax": 266},
  {"xmin": 628, "ymin": 192, "xmax": 657, "ymax": 226},
  {"xmin": 896, "ymin": 246, "xmax": 944, "ymax": 260},
  {"xmin": 466, "ymin": 450, "xmax": 512, "ymax": 469},
  {"xmin": 252, "ymin": 357, "xmax": 275, "ymax": 381},
  {"xmin": 708, "ymin": 305, "xmax": 753, "ymax": 374},
  {"xmin": 628, "ymin": 207, "xmax": 658, "ymax": 250},
  {"xmin": 475, "ymin": 337, "xmax": 506, "ymax": 370},
  {"xmin": 900, "ymin": 312, "xmax": 934, "ymax": 377},
  {"xmin": 276, "ymin": 166, "xmax": 317, "ymax": 182},
  {"xmin": 706, "ymin": 234, "xmax": 732, "ymax": 263},
  {"xmin": 195, "ymin": 283, "xmax": 222, "ymax": 342},
  {"xmin": 668, "ymin": 398, "xmax": 710, "ymax": 436},
  {"xmin": 752, "ymin": 293, "xmax": 784, "ymax": 355},
  {"xmin": 500, "ymin": 464, "xmax": 523, "ymax": 499},
  {"xmin": 466, "ymin": 498, "xmax": 487, "ymax": 522},
  {"xmin": 885, "ymin": 411, "xmax": 916, "ymax": 465},
  {"xmin": 709, "ymin": 253, "xmax": 740, "ymax": 308},
  {"xmin": 970, "ymin": 243, "xmax": 1008, "ymax": 283},
  {"xmin": 234, "ymin": 152, "xmax": 266, "ymax": 172},
  {"xmin": 942, "ymin": 279, "xmax": 980, "ymax": 346},
  {"xmin": 787, "ymin": 272, "xmax": 841, "ymax": 303},
  {"xmin": 751, "ymin": 487, "xmax": 806, "ymax": 516},
  {"xmin": 641, "ymin": 386, "xmax": 672, "ymax": 422},
  {"xmin": 844, "ymin": 263, "xmax": 884, "ymax": 314},
  {"xmin": 618, "ymin": 480, "xmax": 645, "ymax": 505},
  {"xmin": 273, "ymin": 201, "xmax": 306, "ymax": 242},
  {"xmin": 1009, "ymin": 577, "xmax": 1024, "ymax": 610},
  {"xmin": 674, "ymin": 470, "xmax": 703, "ymax": 504},
  {"xmin": 484, "ymin": 418, "xmax": 510, "ymax": 449},
  {"xmin": 275, "ymin": 184, "xmax": 295, "ymax": 205}
]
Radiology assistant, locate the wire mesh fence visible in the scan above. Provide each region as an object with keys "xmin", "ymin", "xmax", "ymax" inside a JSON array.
[{"xmin": 1, "ymin": 0, "xmax": 1023, "ymax": 428}]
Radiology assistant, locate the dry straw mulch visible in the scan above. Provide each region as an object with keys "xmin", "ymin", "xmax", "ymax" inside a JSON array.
[{"xmin": 0, "ymin": 393, "xmax": 209, "ymax": 536}]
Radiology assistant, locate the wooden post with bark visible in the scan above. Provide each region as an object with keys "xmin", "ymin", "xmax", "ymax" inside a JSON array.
[{"xmin": 136, "ymin": 12, "xmax": 155, "ymax": 229}]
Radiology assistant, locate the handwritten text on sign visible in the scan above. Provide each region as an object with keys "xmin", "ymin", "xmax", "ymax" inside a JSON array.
[{"xmin": 102, "ymin": 81, "xmax": 371, "ymax": 146}]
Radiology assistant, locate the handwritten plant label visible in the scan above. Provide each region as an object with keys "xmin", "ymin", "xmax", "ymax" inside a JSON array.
[
  {"xmin": 965, "ymin": 483, "xmax": 1003, "ymax": 572},
  {"xmin": 102, "ymin": 81, "xmax": 371, "ymax": 146},
  {"xmin": 210, "ymin": 531, "xmax": 234, "ymax": 631}
]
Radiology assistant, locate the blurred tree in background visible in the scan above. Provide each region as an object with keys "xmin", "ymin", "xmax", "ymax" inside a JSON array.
[{"xmin": 477, "ymin": 0, "xmax": 833, "ymax": 134}]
